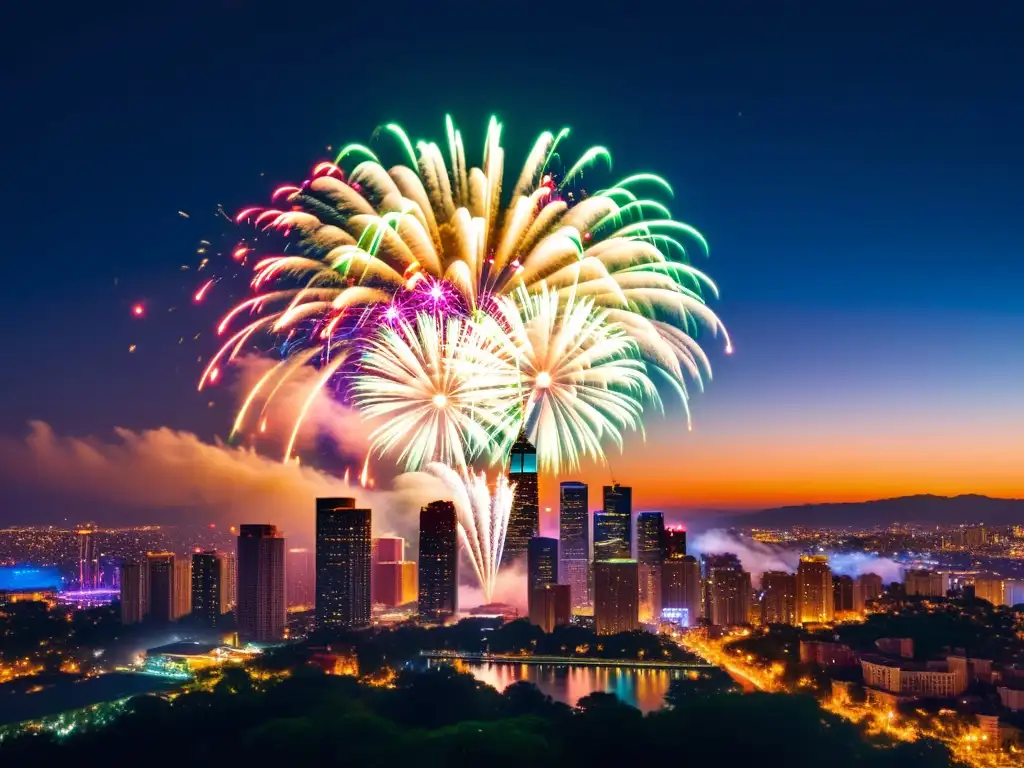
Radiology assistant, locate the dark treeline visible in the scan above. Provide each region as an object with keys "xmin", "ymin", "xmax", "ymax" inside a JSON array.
[{"xmin": 0, "ymin": 665, "xmax": 960, "ymax": 768}]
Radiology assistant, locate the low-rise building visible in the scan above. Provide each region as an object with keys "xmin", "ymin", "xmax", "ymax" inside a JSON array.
[{"xmin": 860, "ymin": 654, "xmax": 967, "ymax": 698}]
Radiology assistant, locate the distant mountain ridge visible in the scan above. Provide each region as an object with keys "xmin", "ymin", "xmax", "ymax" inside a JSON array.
[{"xmin": 724, "ymin": 494, "xmax": 1024, "ymax": 528}]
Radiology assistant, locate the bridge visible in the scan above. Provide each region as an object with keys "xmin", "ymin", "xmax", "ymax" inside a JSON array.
[{"xmin": 420, "ymin": 651, "xmax": 714, "ymax": 670}]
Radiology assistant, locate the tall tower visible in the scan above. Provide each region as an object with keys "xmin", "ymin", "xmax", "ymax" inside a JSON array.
[
  {"xmin": 418, "ymin": 500, "xmax": 458, "ymax": 620},
  {"xmin": 702, "ymin": 553, "xmax": 751, "ymax": 627},
  {"xmin": 558, "ymin": 481, "xmax": 590, "ymax": 609},
  {"xmin": 315, "ymin": 498, "xmax": 372, "ymax": 630},
  {"xmin": 595, "ymin": 484, "xmax": 632, "ymax": 561},
  {"xmin": 119, "ymin": 561, "xmax": 146, "ymax": 625},
  {"xmin": 636, "ymin": 511, "xmax": 665, "ymax": 622},
  {"xmin": 191, "ymin": 551, "xmax": 224, "ymax": 627},
  {"xmin": 503, "ymin": 434, "xmax": 539, "ymax": 566},
  {"xmin": 77, "ymin": 528, "xmax": 99, "ymax": 589},
  {"xmin": 594, "ymin": 559, "xmax": 639, "ymax": 635},
  {"xmin": 662, "ymin": 554, "xmax": 701, "ymax": 626},
  {"xmin": 146, "ymin": 552, "xmax": 175, "ymax": 624},
  {"xmin": 236, "ymin": 524, "xmax": 286, "ymax": 643},
  {"xmin": 796, "ymin": 555, "xmax": 834, "ymax": 624},
  {"xmin": 761, "ymin": 571, "xmax": 797, "ymax": 625},
  {"xmin": 527, "ymin": 536, "xmax": 559, "ymax": 624},
  {"xmin": 172, "ymin": 557, "xmax": 192, "ymax": 619}
]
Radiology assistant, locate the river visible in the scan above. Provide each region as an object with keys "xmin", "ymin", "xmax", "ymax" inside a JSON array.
[{"xmin": 439, "ymin": 660, "xmax": 688, "ymax": 712}]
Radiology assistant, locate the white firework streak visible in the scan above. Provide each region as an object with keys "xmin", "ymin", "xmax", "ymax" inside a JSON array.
[{"xmin": 425, "ymin": 462, "xmax": 515, "ymax": 603}]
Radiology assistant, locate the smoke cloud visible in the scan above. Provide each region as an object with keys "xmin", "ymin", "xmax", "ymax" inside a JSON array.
[
  {"xmin": 0, "ymin": 421, "xmax": 444, "ymax": 550},
  {"xmin": 690, "ymin": 529, "xmax": 901, "ymax": 586},
  {"xmin": 458, "ymin": 559, "xmax": 528, "ymax": 614}
]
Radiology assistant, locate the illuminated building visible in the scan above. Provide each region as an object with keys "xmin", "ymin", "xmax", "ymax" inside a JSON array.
[
  {"xmin": 853, "ymin": 572, "xmax": 883, "ymax": 612},
  {"xmin": 146, "ymin": 552, "xmax": 175, "ymax": 623},
  {"xmin": 172, "ymin": 558, "xmax": 192, "ymax": 619},
  {"xmin": 221, "ymin": 551, "xmax": 236, "ymax": 611},
  {"xmin": 529, "ymin": 583, "xmax": 571, "ymax": 632},
  {"xmin": 528, "ymin": 536, "xmax": 559, "ymax": 626},
  {"xmin": 191, "ymin": 551, "xmax": 228, "ymax": 627},
  {"xmin": 860, "ymin": 654, "xmax": 967, "ymax": 698},
  {"xmin": 559, "ymin": 481, "xmax": 590, "ymax": 608},
  {"xmin": 287, "ymin": 548, "xmax": 313, "ymax": 610},
  {"xmin": 237, "ymin": 524, "xmax": 286, "ymax": 643},
  {"xmin": 964, "ymin": 525, "xmax": 988, "ymax": 549},
  {"xmin": 599, "ymin": 484, "xmax": 632, "ymax": 557},
  {"xmin": 971, "ymin": 576, "xmax": 1024, "ymax": 606},
  {"xmin": 833, "ymin": 574, "xmax": 855, "ymax": 615},
  {"xmin": 373, "ymin": 537, "xmax": 404, "ymax": 564},
  {"xmin": 636, "ymin": 512, "xmax": 664, "ymax": 623},
  {"xmin": 418, "ymin": 500, "xmax": 457, "ymax": 620},
  {"xmin": 663, "ymin": 526, "xmax": 686, "ymax": 559},
  {"xmin": 760, "ymin": 570, "xmax": 797, "ymax": 625},
  {"xmin": 702, "ymin": 554, "xmax": 750, "ymax": 626},
  {"xmin": 77, "ymin": 528, "xmax": 99, "ymax": 589},
  {"xmin": 373, "ymin": 560, "xmax": 417, "ymax": 606},
  {"xmin": 662, "ymin": 555, "xmax": 701, "ymax": 626},
  {"xmin": 799, "ymin": 640, "xmax": 857, "ymax": 667},
  {"xmin": 503, "ymin": 435, "xmax": 539, "ymax": 566},
  {"xmin": 903, "ymin": 568, "xmax": 950, "ymax": 597},
  {"xmin": 594, "ymin": 559, "xmax": 639, "ymax": 635},
  {"xmin": 119, "ymin": 561, "xmax": 146, "ymax": 624},
  {"xmin": 315, "ymin": 498, "xmax": 372, "ymax": 629},
  {"xmin": 594, "ymin": 512, "xmax": 629, "ymax": 561},
  {"xmin": 796, "ymin": 555, "xmax": 834, "ymax": 624}
]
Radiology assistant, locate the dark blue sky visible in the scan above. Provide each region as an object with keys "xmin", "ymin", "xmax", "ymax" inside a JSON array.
[{"xmin": 0, "ymin": 1, "xmax": 1021, "ymax": 512}]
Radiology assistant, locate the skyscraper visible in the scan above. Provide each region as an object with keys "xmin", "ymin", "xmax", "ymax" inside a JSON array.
[
  {"xmin": 286, "ymin": 548, "xmax": 313, "ymax": 610},
  {"xmin": 528, "ymin": 536, "xmax": 559, "ymax": 625},
  {"xmin": 172, "ymin": 558, "xmax": 192, "ymax": 619},
  {"xmin": 559, "ymin": 481, "xmax": 590, "ymax": 610},
  {"xmin": 601, "ymin": 484, "xmax": 632, "ymax": 555},
  {"xmin": 237, "ymin": 524, "xmax": 286, "ymax": 643},
  {"xmin": 703, "ymin": 554, "xmax": 750, "ymax": 627},
  {"xmin": 761, "ymin": 571, "xmax": 798, "ymax": 625},
  {"xmin": 854, "ymin": 572, "xmax": 884, "ymax": 612},
  {"xmin": 663, "ymin": 526, "xmax": 687, "ymax": 559},
  {"xmin": 503, "ymin": 435, "xmax": 539, "ymax": 565},
  {"xmin": 119, "ymin": 561, "xmax": 146, "ymax": 625},
  {"xmin": 530, "ymin": 584, "xmax": 571, "ymax": 632},
  {"xmin": 191, "ymin": 551, "xmax": 225, "ymax": 627},
  {"xmin": 146, "ymin": 552, "xmax": 175, "ymax": 624},
  {"xmin": 221, "ymin": 551, "xmax": 236, "ymax": 612},
  {"xmin": 594, "ymin": 512, "xmax": 630, "ymax": 561},
  {"xmin": 594, "ymin": 559, "xmax": 639, "ymax": 635},
  {"xmin": 797, "ymin": 555, "xmax": 834, "ymax": 624},
  {"xmin": 636, "ymin": 512, "xmax": 665, "ymax": 623},
  {"xmin": 419, "ymin": 500, "xmax": 458, "ymax": 620},
  {"xmin": 833, "ymin": 574, "xmax": 855, "ymax": 614},
  {"xmin": 78, "ymin": 529, "xmax": 99, "ymax": 589},
  {"xmin": 662, "ymin": 554, "xmax": 701, "ymax": 626},
  {"xmin": 315, "ymin": 498, "xmax": 372, "ymax": 630}
]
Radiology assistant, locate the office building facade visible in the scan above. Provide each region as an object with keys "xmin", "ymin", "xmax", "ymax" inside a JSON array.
[
  {"xmin": 558, "ymin": 482, "xmax": 590, "ymax": 608},
  {"xmin": 504, "ymin": 435, "xmax": 539, "ymax": 565},
  {"xmin": 530, "ymin": 583, "xmax": 571, "ymax": 633},
  {"xmin": 418, "ymin": 500, "xmax": 458, "ymax": 620},
  {"xmin": 594, "ymin": 559, "xmax": 639, "ymax": 635},
  {"xmin": 662, "ymin": 554, "xmax": 701, "ymax": 626},
  {"xmin": 315, "ymin": 498, "xmax": 372, "ymax": 630},
  {"xmin": 237, "ymin": 524, "xmax": 286, "ymax": 643}
]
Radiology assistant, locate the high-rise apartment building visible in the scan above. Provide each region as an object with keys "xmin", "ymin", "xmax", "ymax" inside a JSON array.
[
  {"xmin": 503, "ymin": 435, "xmax": 539, "ymax": 565},
  {"xmin": 797, "ymin": 555, "xmax": 834, "ymax": 624},
  {"xmin": 594, "ymin": 559, "xmax": 639, "ymax": 635},
  {"xmin": 853, "ymin": 572, "xmax": 884, "ymax": 612},
  {"xmin": 418, "ymin": 500, "xmax": 458, "ymax": 620},
  {"xmin": 191, "ymin": 551, "xmax": 226, "ymax": 627},
  {"xmin": 78, "ymin": 529, "xmax": 99, "ymax": 589},
  {"xmin": 662, "ymin": 554, "xmax": 701, "ymax": 626},
  {"xmin": 636, "ymin": 511, "xmax": 664, "ymax": 623},
  {"xmin": 315, "ymin": 498, "xmax": 372, "ymax": 630},
  {"xmin": 119, "ymin": 561, "xmax": 146, "ymax": 625},
  {"xmin": 703, "ymin": 554, "xmax": 750, "ymax": 627},
  {"xmin": 236, "ymin": 524, "xmax": 286, "ymax": 643},
  {"xmin": 528, "ymin": 536, "xmax": 559, "ymax": 625},
  {"xmin": 903, "ymin": 569, "xmax": 950, "ymax": 598},
  {"xmin": 761, "ymin": 570, "xmax": 797, "ymax": 625},
  {"xmin": 530, "ymin": 584, "xmax": 571, "ymax": 632},
  {"xmin": 286, "ymin": 548, "xmax": 313, "ymax": 610},
  {"xmin": 221, "ymin": 551, "xmax": 236, "ymax": 613},
  {"xmin": 558, "ymin": 482, "xmax": 590, "ymax": 609},
  {"xmin": 172, "ymin": 558, "xmax": 192, "ymax": 619},
  {"xmin": 146, "ymin": 552, "xmax": 175, "ymax": 624},
  {"xmin": 833, "ymin": 574, "xmax": 855, "ymax": 614}
]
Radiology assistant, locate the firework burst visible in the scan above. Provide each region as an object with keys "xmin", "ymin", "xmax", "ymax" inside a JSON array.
[
  {"xmin": 352, "ymin": 312, "xmax": 520, "ymax": 471},
  {"xmin": 425, "ymin": 462, "xmax": 514, "ymax": 603}
]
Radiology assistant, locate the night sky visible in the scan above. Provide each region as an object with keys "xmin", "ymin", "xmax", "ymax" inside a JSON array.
[{"xmin": 1, "ymin": 1, "xmax": 1021, "ymax": 525}]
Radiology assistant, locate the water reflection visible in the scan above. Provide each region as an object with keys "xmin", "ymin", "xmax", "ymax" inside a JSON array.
[{"xmin": 451, "ymin": 662, "xmax": 682, "ymax": 713}]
